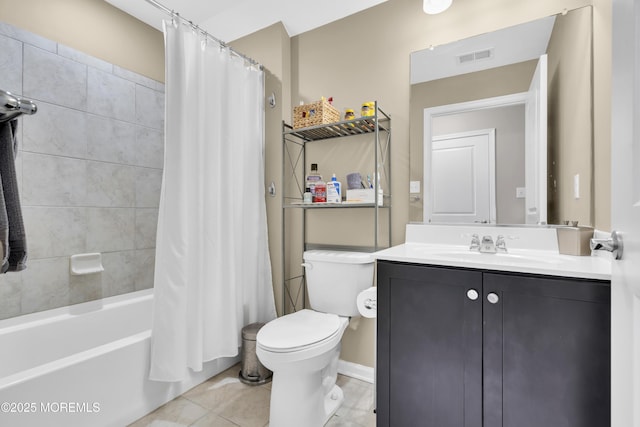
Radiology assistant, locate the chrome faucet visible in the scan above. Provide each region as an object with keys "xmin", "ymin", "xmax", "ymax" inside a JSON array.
[
  {"xmin": 469, "ymin": 234, "xmax": 480, "ymax": 251},
  {"xmin": 480, "ymin": 235, "xmax": 496, "ymax": 253},
  {"xmin": 471, "ymin": 234, "xmax": 506, "ymax": 253},
  {"xmin": 495, "ymin": 235, "xmax": 508, "ymax": 253}
]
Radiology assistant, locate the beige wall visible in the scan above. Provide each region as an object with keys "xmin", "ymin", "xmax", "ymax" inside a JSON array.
[
  {"xmin": 592, "ymin": 0, "xmax": 612, "ymax": 231},
  {"xmin": 0, "ymin": 0, "xmax": 164, "ymax": 82}
]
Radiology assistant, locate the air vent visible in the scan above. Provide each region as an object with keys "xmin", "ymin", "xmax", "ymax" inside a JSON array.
[{"xmin": 457, "ymin": 48, "xmax": 494, "ymax": 65}]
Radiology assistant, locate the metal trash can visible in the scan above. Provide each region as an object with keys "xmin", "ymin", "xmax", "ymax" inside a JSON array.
[{"xmin": 239, "ymin": 322, "xmax": 272, "ymax": 385}]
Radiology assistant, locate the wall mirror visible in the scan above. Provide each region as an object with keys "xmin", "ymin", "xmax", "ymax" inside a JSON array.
[{"xmin": 409, "ymin": 6, "xmax": 593, "ymax": 225}]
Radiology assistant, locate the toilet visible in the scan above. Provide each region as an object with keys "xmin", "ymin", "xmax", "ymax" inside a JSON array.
[{"xmin": 256, "ymin": 250, "xmax": 375, "ymax": 427}]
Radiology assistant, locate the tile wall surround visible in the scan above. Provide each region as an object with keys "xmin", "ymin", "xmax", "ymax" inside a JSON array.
[{"xmin": 0, "ymin": 21, "xmax": 165, "ymax": 319}]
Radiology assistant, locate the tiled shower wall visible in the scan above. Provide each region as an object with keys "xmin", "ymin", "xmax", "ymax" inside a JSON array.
[{"xmin": 0, "ymin": 22, "xmax": 164, "ymax": 320}]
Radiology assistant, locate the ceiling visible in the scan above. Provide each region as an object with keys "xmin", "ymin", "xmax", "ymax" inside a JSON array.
[{"xmin": 105, "ymin": 0, "xmax": 388, "ymax": 43}]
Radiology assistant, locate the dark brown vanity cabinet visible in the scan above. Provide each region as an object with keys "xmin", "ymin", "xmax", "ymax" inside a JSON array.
[{"xmin": 376, "ymin": 260, "xmax": 611, "ymax": 427}]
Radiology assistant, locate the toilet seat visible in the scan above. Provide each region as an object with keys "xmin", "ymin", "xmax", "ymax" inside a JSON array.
[{"xmin": 257, "ymin": 309, "xmax": 342, "ymax": 353}]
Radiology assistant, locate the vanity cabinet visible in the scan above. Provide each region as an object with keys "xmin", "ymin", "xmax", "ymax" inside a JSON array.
[{"xmin": 376, "ymin": 260, "xmax": 611, "ymax": 427}]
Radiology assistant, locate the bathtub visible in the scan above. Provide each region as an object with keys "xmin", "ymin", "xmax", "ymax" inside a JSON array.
[{"xmin": 0, "ymin": 289, "xmax": 239, "ymax": 427}]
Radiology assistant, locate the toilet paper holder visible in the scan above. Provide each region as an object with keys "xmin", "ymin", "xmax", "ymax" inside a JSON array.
[
  {"xmin": 363, "ymin": 298, "xmax": 376, "ymax": 310},
  {"xmin": 357, "ymin": 287, "xmax": 377, "ymax": 318}
]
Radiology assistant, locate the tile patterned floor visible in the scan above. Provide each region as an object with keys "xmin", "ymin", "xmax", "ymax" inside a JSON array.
[{"xmin": 128, "ymin": 363, "xmax": 376, "ymax": 427}]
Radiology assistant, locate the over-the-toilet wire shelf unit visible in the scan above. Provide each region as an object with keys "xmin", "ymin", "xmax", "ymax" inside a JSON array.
[{"xmin": 281, "ymin": 101, "xmax": 391, "ymax": 315}]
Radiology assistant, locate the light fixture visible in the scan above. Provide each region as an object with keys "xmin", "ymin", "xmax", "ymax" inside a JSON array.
[{"xmin": 423, "ymin": 0, "xmax": 452, "ymax": 14}]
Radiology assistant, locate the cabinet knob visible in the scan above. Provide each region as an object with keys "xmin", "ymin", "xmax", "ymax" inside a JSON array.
[
  {"xmin": 467, "ymin": 289, "xmax": 479, "ymax": 300},
  {"xmin": 487, "ymin": 292, "xmax": 500, "ymax": 304}
]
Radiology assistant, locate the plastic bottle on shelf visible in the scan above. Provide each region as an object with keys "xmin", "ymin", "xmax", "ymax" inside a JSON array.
[
  {"xmin": 313, "ymin": 177, "xmax": 327, "ymax": 203},
  {"xmin": 361, "ymin": 103, "xmax": 370, "ymax": 117},
  {"xmin": 306, "ymin": 163, "xmax": 322, "ymax": 200},
  {"xmin": 327, "ymin": 174, "xmax": 342, "ymax": 203},
  {"xmin": 303, "ymin": 190, "xmax": 312, "ymax": 204}
]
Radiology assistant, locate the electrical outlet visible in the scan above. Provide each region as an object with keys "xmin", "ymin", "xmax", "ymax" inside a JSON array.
[{"xmin": 410, "ymin": 181, "xmax": 421, "ymax": 194}]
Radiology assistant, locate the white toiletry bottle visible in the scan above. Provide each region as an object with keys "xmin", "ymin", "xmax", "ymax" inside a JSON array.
[{"xmin": 327, "ymin": 174, "xmax": 342, "ymax": 203}]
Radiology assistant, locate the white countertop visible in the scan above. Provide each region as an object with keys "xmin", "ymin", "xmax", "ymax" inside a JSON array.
[
  {"xmin": 375, "ymin": 243, "xmax": 611, "ymax": 280},
  {"xmin": 374, "ymin": 224, "xmax": 612, "ymax": 281}
]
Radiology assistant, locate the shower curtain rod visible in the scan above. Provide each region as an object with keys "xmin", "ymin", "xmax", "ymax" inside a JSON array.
[
  {"xmin": 144, "ymin": 0, "xmax": 263, "ymax": 70},
  {"xmin": 0, "ymin": 89, "xmax": 37, "ymax": 122}
]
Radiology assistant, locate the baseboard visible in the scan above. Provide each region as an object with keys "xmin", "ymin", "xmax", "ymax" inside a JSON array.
[{"xmin": 337, "ymin": 359, "xmax": 374, "ymax": 384}]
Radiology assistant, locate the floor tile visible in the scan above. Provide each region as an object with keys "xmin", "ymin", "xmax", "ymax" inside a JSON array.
[
  {"xmin": 326, "ymin": 408, "xmax": 376, "ymax": 427},
  {"xmin": 129, "ymin": 396, "xmax": 209, "ymax": 427},
  {"xmin": 216, "ymin": 386, "xmax": 271, "ymax": 427},
  {"xmin": 183, "ymin": 365, "xmax": 266, "ymax": 414},
  {"xmin": 336, "ymin": 376, "xmax": 375, "ymax": 415},
  {"xmin": 190, "ymin": 412, "xmax": 241, "ymax": 426}
]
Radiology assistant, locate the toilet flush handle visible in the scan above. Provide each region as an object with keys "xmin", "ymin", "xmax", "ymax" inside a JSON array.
[{"xmin": 301, "ymin": 262, "xmax": 313, "ymax": 270}]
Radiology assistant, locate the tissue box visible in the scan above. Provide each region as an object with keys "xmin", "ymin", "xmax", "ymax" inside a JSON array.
[
  {"xmin": 557, "ymin": 226, "xmax": 594, "ymax": 256},
  {"xmin": 346, "ymin": 188, "xmax": 383, "ymax": 206}
]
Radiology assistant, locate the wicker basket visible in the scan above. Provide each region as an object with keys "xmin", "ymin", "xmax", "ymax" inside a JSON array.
[{"xmin": 293, "ymin": 99, "xmax": 340, "ymax": 129}]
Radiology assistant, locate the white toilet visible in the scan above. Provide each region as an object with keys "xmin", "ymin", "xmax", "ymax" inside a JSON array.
[{"xmin": 256, "ymin": 250, "xmax": 375, "ymax": 427}]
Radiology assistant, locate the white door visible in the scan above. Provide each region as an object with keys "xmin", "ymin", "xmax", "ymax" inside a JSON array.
[
  {"xmin": 428, "ymin": 129, "xmax": 496, "ymax": 224},
  {"xmin": 525, "ymin": 54, "xmax": 547, "ymax": 224},
  {"xmin": 611, "ymin": 0, "xmax": 640, "ymax": 425}
]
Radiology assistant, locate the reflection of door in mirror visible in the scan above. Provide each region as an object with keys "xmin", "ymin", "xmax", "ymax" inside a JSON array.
[
  {"xmin": 429, "ymin": 129, "xmax": 496, "ymax": 224},
  {"xmin": 424, "ymin": 55, "xmax": 547, "ymax": 225}
]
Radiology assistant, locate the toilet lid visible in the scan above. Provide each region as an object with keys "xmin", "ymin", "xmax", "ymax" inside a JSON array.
[{"xmin": 257, "ymin": 309, "xmax": 341, "ymax": 352}]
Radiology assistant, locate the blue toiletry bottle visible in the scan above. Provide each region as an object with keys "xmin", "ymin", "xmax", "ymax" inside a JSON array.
[{"xmin": 327, "ymin": 174, "xmax": 342, "ymax": 203}]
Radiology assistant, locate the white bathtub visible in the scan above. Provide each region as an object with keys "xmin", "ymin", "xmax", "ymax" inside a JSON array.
[{"xmin": 0, "ymin": 289, "xmax": 238, "ymax": 427}]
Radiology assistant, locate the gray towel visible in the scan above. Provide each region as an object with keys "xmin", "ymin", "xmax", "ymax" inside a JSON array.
[
  {"xmin": 0, "ymin": 119, "xmax": 27, "ymax": 272},
  {"xmin": 0, "ymin": 149, "xmax": 8, "ymax": 273}
]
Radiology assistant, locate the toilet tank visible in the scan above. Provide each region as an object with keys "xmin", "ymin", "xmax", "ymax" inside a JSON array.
[{"xmin": 302, "ymin": 250, "xmax": 375, "ymax": 317}]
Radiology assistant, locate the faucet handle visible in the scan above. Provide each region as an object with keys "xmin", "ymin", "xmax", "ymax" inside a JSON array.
[
  {"xmin": 495, "ymin": 235, "xmax": 508, "ymax": 253},
  {"xmin": 469, "ymin": 234, "xmax": 480, "ymax": 250}
]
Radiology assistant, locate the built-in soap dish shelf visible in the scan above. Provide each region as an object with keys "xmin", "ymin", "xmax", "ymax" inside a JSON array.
[{"xmin": 70, "ymin": 253, "xmax": 104, "ymax": 275}]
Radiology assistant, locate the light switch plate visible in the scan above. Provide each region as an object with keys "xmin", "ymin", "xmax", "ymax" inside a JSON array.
[
  {"xmin": 516, "ymin": 187, "xmax": 526, "ymax": 199},
  {"xmin": 410, "ymin": 180, "xmax": 421, "ymax": 194}
]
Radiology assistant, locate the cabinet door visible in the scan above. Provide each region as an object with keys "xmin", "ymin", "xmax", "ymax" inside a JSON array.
[
  {"xmin": 483, "ymin": 272, "xmax": 611, "ymax": 427},
  {"xmin": 377, "ymin": 261, "xmax": 483, "ymax": 427}
]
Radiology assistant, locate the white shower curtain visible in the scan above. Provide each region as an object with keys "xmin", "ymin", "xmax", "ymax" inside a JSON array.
[{"xmin": 149, "ymin": 20, "xmax": 276, "ymax": 382}]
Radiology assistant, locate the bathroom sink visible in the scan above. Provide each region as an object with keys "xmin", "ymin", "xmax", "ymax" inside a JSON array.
[
  {"xmin": 423, "ymin": 250, "xmax": 562, "ymax": 266},
  {"xmin": 410, "ymin": 245, "xmax": 563, "ymax": 267}
]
